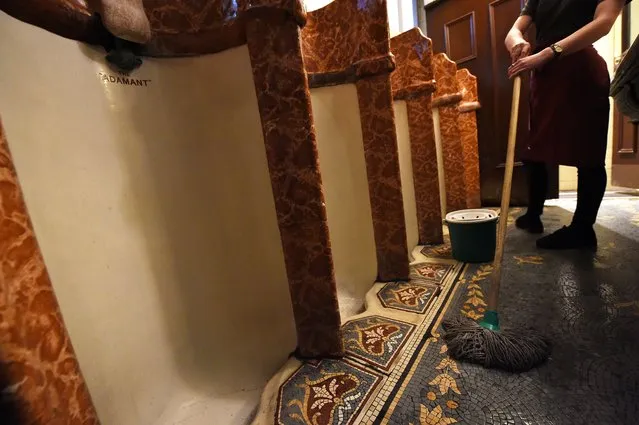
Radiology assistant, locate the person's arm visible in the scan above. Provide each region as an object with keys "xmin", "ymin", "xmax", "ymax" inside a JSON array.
[
  {"xmin": 508, "ymin": 0, "xmax": 627, "ymax": 78},
  {"xmin": 505, "ymin": 15, "xmax": 534, "ymax": 62},
  {"xmin": 553, "ymin": 0, "xmax": 627, "ymax": 56}
]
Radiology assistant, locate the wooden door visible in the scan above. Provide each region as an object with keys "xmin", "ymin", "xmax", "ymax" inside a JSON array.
[
  {"xmin": 612, "ymin": 5, "xmax": 639, "ymax": 188},
  {"xmin": 425, "ymin": 0, "xmax": 559, "ymax": 205}
]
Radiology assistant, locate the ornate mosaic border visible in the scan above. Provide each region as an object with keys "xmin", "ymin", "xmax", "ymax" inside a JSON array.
[
  {"xmin": 276, "ymin": 359, "xmax": 383, "ymax": 425},
  {"xmin": 377, "ymin": 281, "xmax": 440, "ymax": 314},
  {"xmin": 343, "ymin": 316, "xmax": 416, "ymax": 372},
  {"xmin": 270, "ymin": 259, "xmax": 465, "ymax": 425},
  {"xmin": 410, "ymin": 262, "xmax": 454, "ymax": 285},
  {"xmin": 357, "ymin": 260, "xmax": 465, "ymax": 424},
  {"xmin": 421, "ymin": 239, "xmax": 453, "ymax": 260}
]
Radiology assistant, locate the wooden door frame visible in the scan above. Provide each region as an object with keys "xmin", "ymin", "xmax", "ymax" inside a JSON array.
[{"xmin": 611, "ymin": 5, "xmax": 639, "ymax": 188}]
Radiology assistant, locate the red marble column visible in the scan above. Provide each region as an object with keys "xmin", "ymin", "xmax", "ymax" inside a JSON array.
[
  {"xmin": 405, "ymin": 97, "xmax": 444, "ymax": 244},
  {"xmin": 245, "ymin": 11, "xmax": 344, "ymax": 358},
  {"xmin": 456, "ymin": 68, "xmax": 482, "ymax": 209},
  {"xmin": 432, "ymin": 53, "xmax": 466, "ymax": 213},
  {"xmin": 390, "ymin": 28, "xmax": 443, "ymax": 245},
  {"xmin": 356, "ymin": 75, "xmax": 410, "ymax": 281},
  {"xmin": 300, "ymin": 0, "xmax": 410, "ymax": 282},
  {"xmin": 0, "ymin": 118, "xmax": 100, "ymax": 425}
]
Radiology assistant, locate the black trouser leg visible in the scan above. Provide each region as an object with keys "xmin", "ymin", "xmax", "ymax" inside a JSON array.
[
  {"xmin": 526, "ymin": 161, "xmax": 548, "ymax": 217},
  {"xmin": 572, "ymin": 166, "xmax": 607, "ymax": 228}
]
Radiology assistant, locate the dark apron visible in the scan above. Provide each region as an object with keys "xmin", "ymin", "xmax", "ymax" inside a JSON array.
[{"xmin": 524, "ymin": 46, "xmax": 610, "ymax": 167}]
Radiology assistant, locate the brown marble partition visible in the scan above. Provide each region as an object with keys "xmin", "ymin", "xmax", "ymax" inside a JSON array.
[
  {"xmin": 245, "ymin": 4, "xmax": 343, "ymax": 358},
  {"xmin": 390, "ymin": 28, "xmax": 443, "ymax": 245},
  {"xmin": 301, "ymin": 0, "xmax": 410, "ymax": 282},
  {"xmin": 0, "ymin": 118, "xmax": 100, "ymax": 425},
  {"xmin": 456, "ymin": 68, "xmax": 482, "ymax": 209},
  {"xmin": 1, "ymin": 4, "xmax": 343, "ymax": 416},
  {"xmin": 0, "ymin": 0, "xmax": 109, "ymax": 46},
  {"xmin": 432, "ymin": 53, "xmax": 466, "ymax": 213},
  {"xmin": 355, "ymin": 75, "xmax": 410, "ymax": 280},
  {"xmin": 0, "ymin": 0, "xmax": 307, "ymax": 57}
]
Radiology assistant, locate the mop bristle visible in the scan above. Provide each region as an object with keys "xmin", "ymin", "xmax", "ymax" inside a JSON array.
[{"xmin": 442, "ymin": 317, "xmax": 551, "ymax": 373}]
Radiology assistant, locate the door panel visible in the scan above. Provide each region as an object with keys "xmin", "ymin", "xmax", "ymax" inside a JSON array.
[
  {"xmin": 612, "ymin": 109, "xmax": 639, "ymax": 187},
  {"xmin": 612, "ymin": 5, "xmax": 639, "ymax": 188},
  {"xmin": 426, "ymin": 0, "xmax": 559, "ymax": 205},
  {"xmin": 444, "ymin": 12, "xmax": 477, "ymax": 64}
]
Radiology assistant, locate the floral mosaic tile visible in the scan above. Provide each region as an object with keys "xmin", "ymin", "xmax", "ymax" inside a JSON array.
[
  {"xmin": 276, "ymin": 359, "xmax": 382, "ymax": 425},
  {"xmin": 377, "ymin": 281, "xmax": 440, "ymax": 314},
  {"xmin": 421, "ymin": 240, "xmax": 453, "ymax": 260},
  {"xmin": 342, "ymin": 315, "xmax": 415, "ymax": 371},
  {"xmin": 410, "ymin": 262, "xmax": 454, "ymax": 285}
]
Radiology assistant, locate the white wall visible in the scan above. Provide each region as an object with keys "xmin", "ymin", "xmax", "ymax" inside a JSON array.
[
  {"xmin": 304, "ymin": 0, "xmax": 416, "ymax": 36},
  {"xmin": 311, "ymin": 85, "xmax": 378, "ymax": 319},
  {"xmin": 631, "ymin": 3, "xmax": 639, "ymax": 42},
  {"xmin": 0, "ymin": 12, "xmax": 296, "ymax": 425},
  {"xmin": 303, "ymin": 0, "xmax": 332, "ymax": 11}
]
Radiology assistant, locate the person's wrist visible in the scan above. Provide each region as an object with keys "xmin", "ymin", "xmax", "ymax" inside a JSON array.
[
  {"xmin": 505, "ymin": 33, "xmax": 524, "ymax": 50},
  {"xmin": 541, "ymin": 47, "xmax": 555, "ymax": 61}
]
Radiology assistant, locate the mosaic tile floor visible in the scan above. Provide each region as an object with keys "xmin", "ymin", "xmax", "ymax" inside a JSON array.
[{"xmin": 256, "ymin": 197, "xmax": 639, "ymax": 425}]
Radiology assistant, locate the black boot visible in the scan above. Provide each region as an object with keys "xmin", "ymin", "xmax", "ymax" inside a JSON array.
[
  {"xmin": 538, "ymin": 166, "xmax": 606, "ymax": 251},
  {"xmin": 536, "ymin": 224, "xmax": 597, "ymax": 250},
  {"xmin": 515, "ymin": 213, "xmax": 544, "ymax": 234},
  {"xmin": 519, "ymin": 161, "xmax": 547, "ymax": 235}
]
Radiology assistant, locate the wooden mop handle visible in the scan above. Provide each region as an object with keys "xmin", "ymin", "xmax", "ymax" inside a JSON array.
[{"xmin": 487, "ymin": 76, "xmax": 521, "ymax": 311}]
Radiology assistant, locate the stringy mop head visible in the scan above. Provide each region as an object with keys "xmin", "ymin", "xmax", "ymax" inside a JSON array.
[{"xmin": 442, "ymin": 316, "xmax": 551, "ymax": 373}]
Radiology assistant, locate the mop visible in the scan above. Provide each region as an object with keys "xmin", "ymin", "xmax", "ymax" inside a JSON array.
[
  {"xmin": 441, "ymin": 76, "xmax": 551, "ymax": 373},
  {"xmin": 87, "ymin": 0, "xmax": 151, "ymax": 73}
]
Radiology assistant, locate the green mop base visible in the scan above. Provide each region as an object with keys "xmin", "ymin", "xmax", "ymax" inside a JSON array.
[{"xmin": 479, "ymin": 310, "xmax": 500, "ymax": 331}]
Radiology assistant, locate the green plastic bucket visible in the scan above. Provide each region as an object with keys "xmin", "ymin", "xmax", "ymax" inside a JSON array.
[{"xmin": 445, "ymin": 209, "xmax": 498, "ymax": 263}]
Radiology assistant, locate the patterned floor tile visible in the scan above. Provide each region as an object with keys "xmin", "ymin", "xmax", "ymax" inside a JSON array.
[
  {"xmin": 420, "ymin": 239, "xmax": 453, "ymax": 260},
  {"xmin": 410, "ymin": 262, "xmax": 454, "ymax": 285},
  {"xmin": 343, "ymin": 316, "xmax": 415, "ymax": 371},
  {"xmin": 377, "ymin": 281, "xmax": 440, "ymax": 314},
  {"xmin": 272, "ymin": 199, "xmax": 639, "ymax": 425},
  {"xmin": 276, "ymin": 359, "xmax": 382, "ymax": 425},
  {"xmin": 380, "ymin": 200, "xmax": 639, "ymax": 425}
]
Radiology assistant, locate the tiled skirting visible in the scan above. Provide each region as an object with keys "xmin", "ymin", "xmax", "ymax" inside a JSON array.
[
  {"xmin": 263, "ymin": 200, "xmax": 639, "ymax": 425},
  {"xmin": 253, "ymin": 248, "xmax": 465, "ymax": 425}
]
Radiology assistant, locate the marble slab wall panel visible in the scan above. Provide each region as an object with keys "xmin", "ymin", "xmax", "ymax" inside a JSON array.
[
  {"xmin": 405, "ymin": 98, "xmax": 444, "ymax": 244},
  {"xmin": 356, "ymin": 75, "xmax": 410, "ymax": 281},
  {"xmin": 0, "ymin": 118, "xmax": 100, "ymax": 425},
  {"xmin": 301, "ymin": 0, "xmax": 393, "ymax": 84},
  {"xmin": 246, "ymin": 10, "xmax": 343, "ymax": 358},
  {"xmin": 0, "ymin": 0, "xmax": 109, "ymax": 46},
  {"xmin": 456, "ymin": 68, "xmax": 481, "ymax": 209},
  {"xmin": 0, "ymin": 0, "xmax": 306, "ymax": 56},
  {"xmin": 301, "ymin": 0, "xmax": 409, "ymax": 281},
  {"xmin": 390, "ymin": 28, "xmax": 443, "ymax": 245},
  {"xmin": 432, "ymin": 53, "xmax": 466, "ymax": 213}
]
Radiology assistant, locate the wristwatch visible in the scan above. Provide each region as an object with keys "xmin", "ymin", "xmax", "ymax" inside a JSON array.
[{"xmin": 550, "ymin": 43, "xmax": 564, "ymax": 59}]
